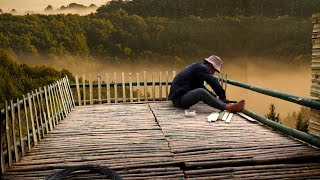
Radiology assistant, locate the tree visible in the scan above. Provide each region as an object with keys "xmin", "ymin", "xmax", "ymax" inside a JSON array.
[
  {"xmin": 11, "ymin": 9, "xmax": 17, "ymax": 14},
  {"xmin": 265, "ymin": 103, "xmax": 280, "ymax": 122},
  {"xmin": 44, "ymin": 5, "xmax": 54, "ymax": 12},
  {"xmin": 0, "ymin": 9, "xmax": 3, "ymax": 13},
  {"xmin": 296, "ymin": 113, "xmax": 309, "ymax": 133}
]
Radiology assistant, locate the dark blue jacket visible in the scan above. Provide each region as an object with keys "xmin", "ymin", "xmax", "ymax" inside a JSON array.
[{"xmin": 168, "ymin": 62, "xmax": 226, "ymax": 100}]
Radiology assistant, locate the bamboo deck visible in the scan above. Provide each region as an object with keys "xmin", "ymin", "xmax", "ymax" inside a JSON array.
[{"xmin": 2, "ymin": 102, "xmax": 320, "ymax": 179}]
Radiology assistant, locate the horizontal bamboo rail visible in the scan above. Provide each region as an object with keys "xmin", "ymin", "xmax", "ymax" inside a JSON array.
[{"xmin": 0, "ymin": 76, "xmax": 75, "ymax": 174}]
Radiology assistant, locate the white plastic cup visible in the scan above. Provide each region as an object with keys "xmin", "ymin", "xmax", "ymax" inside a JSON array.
[{"xmin": 185, "ymin": 109, "xmax": 196, "ymax": 117}]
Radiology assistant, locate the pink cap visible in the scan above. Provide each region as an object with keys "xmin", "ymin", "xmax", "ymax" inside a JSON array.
[{"xmin": 204, "ymin": 55, "xmax": 223, "ymax": 72}]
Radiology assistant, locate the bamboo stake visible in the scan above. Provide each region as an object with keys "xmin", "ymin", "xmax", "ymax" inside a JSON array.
[
  {"xmin": 10, "ymin": 100, "xmax": 19, "ymax": 162},
  {"xmin": 166, "ymin": 71, "xmax": 169, "ymax": 100},
  {"xmin": 89, "ymin": 74, "xmax": 93, "ymax": 105},
  {"xmin": 159, "ymin": 72, "xmax": 162, "ymax": 101},
  {"xmin": 52, "ymin": 84, "xmax": 62, "ymax": 122},
  {"xmin": 47, "ymin": 87, "xmax": 56, "ymax": 128},
  {"xmin": 49, "ymin": 85, "xmax": 59, "ymax": 125},
  {"xmin": 55, "ymin": 84, "xmax": 64, "ymax": 120},
  {"xmin": 62, "ymin": 79, "xmax": 72, "ymax": 112},
  {"xmin": 17, "ymin": 98, "xmax": 25, "ymax": 156},
  {"xmin": 137, "ymin": 73, "xmax": 140, "ymax": 102},
  {"xmin": 152, "ymin": 72, "xmax": 155, "ymax": 101},
  {"xmin": 114, "ymin": 72, "xmax": 118, "ymax": 103},
  {"xmin": 129, "ymin": 73, "xmax": 133, "ymax": 103},
  {"xmin": 57, "ymin": 81, "xmax": 67, "ymax": 118},
  {"xmin": 1, "ymin": 103, "xmax": 5, "ymax": 173},
  {"xmin": 75, "ymin": 75, "xmax": 81, "ymax": 106},
  {"xmin": 106, "ymin": 73, "xmax": 111, "ymax": 104},
  {"xmin": 122, "ymin": 72, "xmax": 126, "ymax": 102},
  {"xmin": 83, "ymin": 74, "xmax": 86, "ymax": 106},
  {"xmin": 35, "ymin": 90, "xmax": 44, "ymax": 137},
  {"xmin": 44, "ymin": 87, "xmax": 53, "ymax": 131},
  {"xmin": 66, "ymin": 76, "xmax": 75, "ymax": 108},
  {"xmin": 23, "ymin": 95, "xmax": 31, "ymax": 151},
  {"xmin": 144, "ymin": 71, "xmax": 147, "ymax": 102},
  {"xmin": 60, "ymin": 79, "xmax": 70, "ymax": 114},
  {"xmin": 39, "ymin": 88, "xmax": 49, "ymax": 134},
  {"xmin": 27, "ymin": 93, "xmax": 37, "ymax": 145},
  {"xmin": 5, "ymin": 101, "xmax": 12, "ymax": 166},
  {"xmin": 98, "ymin": 73, "xmax": 102, "ymax": 104},
  {"xmin": 32, "ymin": 91, "xmax": 41, "ymax": 141}
]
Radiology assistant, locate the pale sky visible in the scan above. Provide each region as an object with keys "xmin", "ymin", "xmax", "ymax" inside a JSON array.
[{"xmin": 0, "ymin": 0, "xmax": 109, "ymax": 13}]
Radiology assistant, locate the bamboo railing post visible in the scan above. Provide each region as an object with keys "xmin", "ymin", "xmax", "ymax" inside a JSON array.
[
  {"xmin": 137, "ymin": 73, "xmax": 141, "ymax": 102},
  {"xmin": 129, "ymin": 73, "xmax": 133, "ymax": 103},
  {"xmin": 66, "ymin": 76, "xmax": 75, "ymax": 108},
  {"xmin": 10, "ymin": 100, "xmax": 19, "ymax": 162},
  {"xmin": 60, "ymin": 79, "xmax": 70, "ymax": 113},
  {"xmin": 16, "ymin": 98, "xmax": 25, "ymax": 156},
  {"xmin": 44, "ymin": 87, "xmax": 53, "ymax": 131},
  {"xmin": 106, "ymin": 73, "xmax": 111, "ymax": 104},
  {"xmin": 144, "ymin": 71, "xmax": 147, "ymax": 101},
  {"xmin": 122, "ymin": 72, "xmax": 126, "ymax": 102},
  {"xmin": 166, "ymin": 71, "xmax": 169, "ymax": 100},
  {"xmin": 50, "ymin": 85, "xmax": 59, "ymax": 125},
  {"xmin": 98, "ymin": 73, "xmax": 102, "ymax": 104},
  {"xmin": 57, "ymin": 81, "xmax": 67, "ymax": 118},
  {"xmin": 47, "ymin": 86, "xmax": 56, "ymax": 128},
  {"xmin": 83, "ymin": 74, "xmax": 86, "ymax": 106},
  {"xmin": 159, "ymin": 72, "xmax": 162, "ymax": 101},
  {"xmin": 23, "ymin": 95, "xmax": 31, "ymax": 151},
  {"xmin": 114, "ymin": 72, "xmax": 118, "ymax": 103},
  {"xmin": 62, "ymin": 79, "xmax": 72, "ymax": 112},
  {"xmin": 75, "ymin": 75, "xmax": 81, "ymax": 106},
  {"xmin": 35, "ymin": 90, "xmax": 44, "ymax": 137},
  {"xmin": 53, "ymin": 84, "xmax": 62, "ymax": 122},
  {"xmin": 32, "ymin": 91, "xmax": 41, "ymax": 140},
  {"xmin": 39, "ymin": 87, "xmax": 49, "ymax": 134},
  {"xmin": 152, "ymin": 72, "xmax": 155, "ymax": 101},
  {"xmin": 5, "ymin": 101, "xmax": 12, "ymax": 166},
  {"xmin": 27, "ymin": 93, "xmax": 37, "ymax": 145},
  {"xmin": 1, "ymin": 103, "xmax": 5, "ymax": 173},
  {"xmin": 89, "ymin": 74, "xmax": 93, "ymax": 105}
]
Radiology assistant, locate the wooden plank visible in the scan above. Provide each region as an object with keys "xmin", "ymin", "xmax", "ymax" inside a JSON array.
[
  {"xmin": 159, "ymin": 72, "xmax": 162, "ymax": 101},
  {"xmin": 137, "ymin": 73, "xmax": 141, "ymax": 102},
  {"xmin": 207, "ymin": 112, "xmax": 220, "ymax": 122},
  {"xmin": 166, "ymin": 71, "xmax": 169, "ymax": 100},
  {"xmin": 89, "ymin": 74, "xmax": 93, "ymax": 105},
  {"xmin": 144, "ymin": 71, "xmax": 147, "ymax": 101},
  {"xmin": 47, "ymin": 86, "xmax": 56, "ymax": 128},
  {"xmin": 23, "ymin": 95, "xmax": 31, "ymax": 151},
  {"xmin": 114, "ymin": 72, "xmax": 118, "ymax": 103},
  {"xmin": 98, "ymin": 73, "xmax": 102, "ymax": 104},
  {"xmin": 44, "ymin": 87, "xmax": 53, "ymax": 131},
  {"xmin": 10, "ymin": 100, "xmax": 19, "ymax": 162},
  {"xmin": 35, "ymin": 90, "xmax": 44, "ymax": 138},
  {"xmin": 27, "ymin": 93, "xmax": 37, "ymax": 146},
  {"xmin": 32, "ymin": 91, "xmax": 41, "ymax": 141},
  {"xmin": 16, "ymin": 98, "xmax": 25, "ymax": 156},
  {"xmin": 122, "ymin": 72, "xmax": 126, "ymax": 102},
  {"xmin": 75, "ymin": 75, "xmax": 81, "ymax": 106},
  {"xmin": 82, "ymin": 74, "xmax": 86, "ymax": 106},
  {"xmin": 106, "ymin": 73, "xmax": 111, "ymax": 104},
  {"xmin": 221, "ymin": 111, "xmax": 229, "ymax": 121},
  {"xmin": 5, "ymin": 101, "xmax": 12, "ymax": 166},
  {"xmin": 225, "ymin": 113, "xmax": 233, "ymax": 123},
  {"xmin": 39, "ymin": 88, "xmax": 49, "ymax": 134},
  {"xmin": 152, "ymin": 72, "xmax": 155, "ymax": 101},
  {"xmin": 1, "ymin": 102, "xmax": 5, "ymax": 173},
  {"xmin": 129, "ymin": 73, "xmax": 133, "ymax": 103}
]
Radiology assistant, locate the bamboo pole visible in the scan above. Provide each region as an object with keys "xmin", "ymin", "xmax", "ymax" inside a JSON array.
[
  {"xmin": 144, "ymin": 71, "xmax": 147, "ymax": 102},
  {"xmin": 44, "ymin": 87, "xmax": 53, "ymax": 131},
  {"xmin": 27, "ymin": 93, "xmax": 37, "ymax": 145},
  {"xmin": 1, "ymin": 103, "xmax": 5, "ymax": 172},
  {"xmin": 16, "ymin": 98, "xmax": 25, "ymax": 156},
  {"xmin": 35, "ymin": 89, "xmax": 44, "ymax": 138},
  {"xmin": 57, "ymin": 81, "xmax": 67, "ymax": 118},
  {"xmin": 75, "ymin": 75, "xmax": 81, "ymax": 106},
  {"xmin": 152, "ymin": 72, "xmax": 155, "ymax": 101},
  {"xmin": 98, "ymin": 73, "xmax": 102, "ymax": 104},
  {"xmin": 47, "ymin": 87, "xmax": 56, "ymax": 128},
  {"xmin": 89, "ymin": 74, "xmax": 93, "ymax": 105},
  {"xmin": 52, "ymin": 84, "xmax": 62, "ymax": 122},
  {"xmin": 129, "ymin": 73, "xmax": 133, "ymax": 103},
  {"xmin": 39, "ymin": 88, "xmax": 49, "ymax": 134},
  {"xmin": 137, "ymin": 73, "xmax": 140, "ymax": 102},
  {"xmin": 62, "ymin": 78, "xmax": 72, "ymax": 112},
  {"xmin": 60, "ymin": 79, "xmax": 70, "ymax": 114},
  {"xmin": 166, "ymin": 71, "xmax": 169, "ymax": 100},
  {"xmin": 23, "ymin": 95, "xmax": 31, "ymax": 151},
  {"xmin": 5, "ymin": 101, "xmax": 12, "ymax": 166},
  {"xmin": 122, "ymin": 72, "xmax": 126, "ymax": 102},
  {"xmin": 32, "ymin": 91, "xmax": 41, "ymax": 140},
  {"xmin": 54, "ymin": 84, "xmax": 63, "ymax": 120},
  {"xmin": 114, "ymin": 72, "xmax": 118, "ymax": 103},
  {"xmin": 106, "ymin": 73, "xmax": 111, "ymax": 104},
  {"xmin": 49, "ymin": 85, "xmax": 59, "ymax": 125},
  {"xmin": 66, "ymin": 76, "xmax": 75, "ymax": 108},
  {"xmin": 10, "ymin": 100, "xmax": 19, "ymax": 162},
  {"xmin": 159, "ymin": 72, "xmax": 162, "ymax": 101},
  {"xmin": 82, "ymin": 74, "xmax": 86, "ymax": 106}
]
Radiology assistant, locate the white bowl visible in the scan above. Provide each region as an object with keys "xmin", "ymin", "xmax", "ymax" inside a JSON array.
[{"xmin": 185, "ymin": 109, "xmax": 196, "ymax": 117}]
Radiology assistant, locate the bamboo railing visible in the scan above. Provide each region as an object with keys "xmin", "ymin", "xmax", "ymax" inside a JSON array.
[{"xmin": 0, "ymin": 76, "xmax": 75, "ymax": 174}]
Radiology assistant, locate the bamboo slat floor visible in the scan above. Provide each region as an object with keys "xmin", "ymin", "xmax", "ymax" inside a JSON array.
[{"xmin": 2, "ymin": 102, "xmax": 320, "ymax": 179}]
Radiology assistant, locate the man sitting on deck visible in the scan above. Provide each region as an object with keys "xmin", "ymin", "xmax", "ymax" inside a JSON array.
[{"xmin": 169, "ymin": 55, "xmax": 245, "ymax": 112}]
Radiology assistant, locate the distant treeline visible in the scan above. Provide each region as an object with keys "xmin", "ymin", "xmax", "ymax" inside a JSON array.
[
  {"xmin": 97, "ymin": 0, "xmax": 320, "ymax": 18},
  {"xmin": 0, "ymin": 49, "xmax": 73, "ymax": 103},
  {"xmin": 0, "ymin": 12, "xmax": 312, "ymax": 61}
]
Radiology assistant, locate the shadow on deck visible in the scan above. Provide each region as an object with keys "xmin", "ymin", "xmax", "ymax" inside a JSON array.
[{"xmin": 3, "ymin": 102, "xmax": 320, "ymax": 179}]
